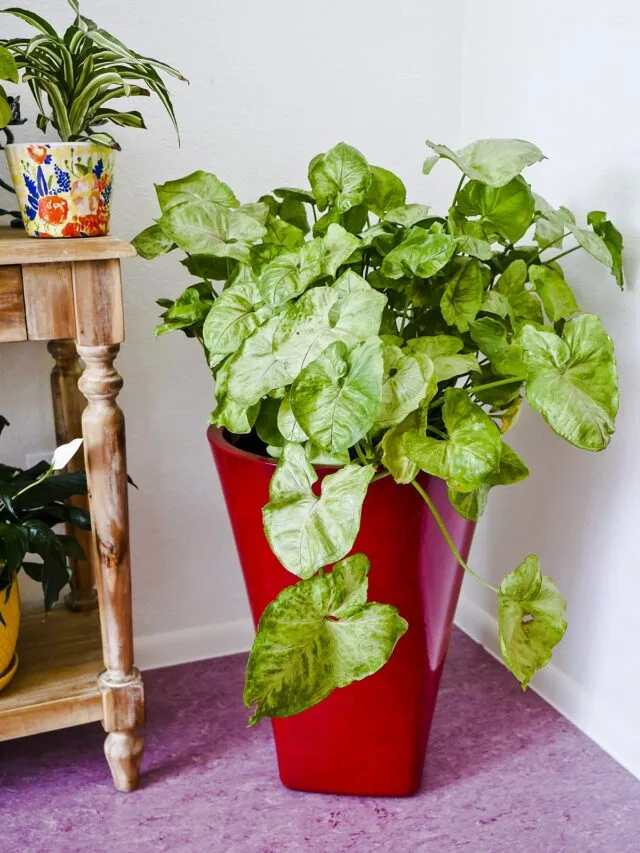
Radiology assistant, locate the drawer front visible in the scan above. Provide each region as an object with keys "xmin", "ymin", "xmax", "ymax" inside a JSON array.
[{"xmin": 0, "ymin": 265, "xmax": 27, "ymax": 343}]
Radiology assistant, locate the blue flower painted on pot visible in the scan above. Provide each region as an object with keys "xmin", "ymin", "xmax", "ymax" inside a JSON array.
[{"xmin": 93, "ymin": 158, "xmax": 104, "ymax": 179}]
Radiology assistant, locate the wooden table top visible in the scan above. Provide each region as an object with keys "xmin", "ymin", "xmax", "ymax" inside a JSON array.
[{"xmin": 0, "ymin": 227, "xmax": 136, "ymax": 266}]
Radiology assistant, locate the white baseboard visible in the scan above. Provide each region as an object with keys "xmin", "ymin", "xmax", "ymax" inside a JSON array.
[
  {"xmin": 455, "ymin": 595, "xmax": 640, "ymax": 781},
  {"xmin": 134, "ymin": 617, "xmax": 254, "ymax": 671}
]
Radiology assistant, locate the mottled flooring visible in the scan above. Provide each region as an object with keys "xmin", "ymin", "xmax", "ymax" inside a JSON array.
[{"xmin": 1, "ymin": 629, "xmax": 637, "ymax": 853}]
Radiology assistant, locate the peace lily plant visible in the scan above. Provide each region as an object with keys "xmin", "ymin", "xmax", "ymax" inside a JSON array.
[{"xmin": 135, "ymin": 138, "xmax": 622, "ymax": 725}]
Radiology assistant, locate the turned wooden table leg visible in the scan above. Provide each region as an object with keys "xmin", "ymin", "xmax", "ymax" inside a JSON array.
[
  {"xmin": 47, "ymin": 340, "xmax": 97, "ymax": 612},
  {"xmin": 77, "ymin": 343, "xmax": 144, "ymax": 792}
]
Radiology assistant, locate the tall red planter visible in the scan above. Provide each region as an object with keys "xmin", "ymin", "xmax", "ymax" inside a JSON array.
[{"xmin": 208, "ymin": 427, "xmax": 475, "ymax": 797}]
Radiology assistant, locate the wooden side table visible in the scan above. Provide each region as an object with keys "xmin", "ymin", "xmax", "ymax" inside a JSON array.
[{"xmin": 0, "ymin": 228, "xmax": 144, "ymax": 792}]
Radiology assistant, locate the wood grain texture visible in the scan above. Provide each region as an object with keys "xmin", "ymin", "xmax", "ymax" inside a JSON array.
[
  {"xmin": 23, "ymin": 263, "xmax": 76, "ymax": 340},
  {"xmin": 77, "ymin": 343, "xmax": 144, "ymax": 791},
  {"xmin": 48, "ymin": 340, "xmax": 97, "ymax": 612},
  {"xmin": 73, "ymin": 260, "xmax": 124, "ymax": 345},
  {"xmin": 0, "ymin": 606, "xmax": 102, "ymax": 741},
  {"xmin": 0, "ymin": 228, "xmax": 136, "ymax": 265},
  {"xmin": 0, "ymin": 265, "xmax": 26, "ymax": 342}
]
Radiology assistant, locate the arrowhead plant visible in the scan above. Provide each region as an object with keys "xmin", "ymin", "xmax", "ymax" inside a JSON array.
[{"xmin": 135, "ymin": 137, "xmax": 623, "ymax": 722}]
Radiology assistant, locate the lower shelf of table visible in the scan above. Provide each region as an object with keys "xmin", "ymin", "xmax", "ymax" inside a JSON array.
[{"xmin": 0, "ymin": 605, "xmax": 103, "ymax": 741}]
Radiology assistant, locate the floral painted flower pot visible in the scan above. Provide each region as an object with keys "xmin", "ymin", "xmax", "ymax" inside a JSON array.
[
  {"xmin": 0, "ymin": 578, "xmax": 20, "ymax": 694},
  {"xmin": 5, "ymin": 141, "xmax": 115, "ymax": 238}
]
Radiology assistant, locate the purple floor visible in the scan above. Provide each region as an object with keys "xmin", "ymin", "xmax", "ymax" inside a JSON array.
[{"xmin": 1, "ymin": 629, "xmax": 638, "ymax": 853}]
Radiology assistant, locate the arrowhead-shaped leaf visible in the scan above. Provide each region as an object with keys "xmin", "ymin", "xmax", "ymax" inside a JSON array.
[
  {"xmin": 425, "ymin": 138, "xmax": 545, "ymax": 187},
  {"xmin": 528, "ymin": 264, "xmax": 580, "ymax": 322},
  {"xmin": 495, "ymin": 260, "xmax": 543, "ymax": 324},
  {"xmin": 470, "ymin": 316, "xmax": 526, "ymax": 377},
  {"xmin": 155, "ymin": 170, "xmax": 239, "ymax": 212},
  {"xmin": 262, "ymin": 444, "xmax": 375, "ymax": 577},
  {"xmin": 587, "ymin": 210, "xmax": 624, "ymax": 289},
  {"xmin": 375, "ymin": 345, "xmax": 435, "ymax": 429},
  {"xmin": 448, "ymin": 441, "xmax": 529, "ymax": 521},
  {"xmin": 381, "ymin": 228, "xmax": 458, "ymax": 280},
  {"xmin": 405, "ymin": 335, "xmax": 480, "ymax": 382},
  {"xmin": 404, "ymin": 388, "xmax": 502, "ymax": 492},
  {"xmin": 440, "ymin": 258, "xmax": 490, "ymax": 332},
  {"xmin": 291, "ymin": 339, "xmax": 384, "ymax": 452},
  {"xmin": 308, "ymin": 142, "xmax": 371, "ymax": 213},
  {"xmin": 132, "ymin": 222, "xmax": 175, "ymax": 260},
  {"xmin": 380, "ymin": 409, "xmax": 425, "ymax": 484},
  {"xmin": 521, "ymin": 314, "xmax": 618, "ymax": 451},
  {"xmin": 457, "ymin": 176, "xmax": 535, "ymax": 243},
  {"xmin": 365, "ymin": 165, "xmax": 407, "ymax": 217},
  {"xmin": 203, "ymin": 275, "xmax": 268, "ymax": 368},
  {"xmin": 244, "ymin": 553, "xmax": 408, "ymax": 724},
  {"xmin": 498, "ymin": 555, "xmax": 567, "ymax": 689},
  {"xmin": 384, "ymin": 203, "xmax": 431, "ymax": 228}
]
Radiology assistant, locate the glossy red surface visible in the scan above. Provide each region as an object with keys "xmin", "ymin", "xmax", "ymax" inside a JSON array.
[{"xmin": 208, "ymin": 427, "xmax": 475, "ymax": 797}]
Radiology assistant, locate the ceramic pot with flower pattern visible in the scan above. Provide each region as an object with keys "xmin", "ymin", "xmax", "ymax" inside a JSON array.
[{"xmin": 5, "ymin": 141, "xmax": 115, "ymax": 238}]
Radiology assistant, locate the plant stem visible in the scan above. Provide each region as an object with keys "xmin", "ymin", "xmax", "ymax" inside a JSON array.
[
  {"xmin": 452, "ymin": 174, "xmax": 465, "ymax": 206},
  {"xmin": 371, "ymin": 470, "xmax": 390, "ymax": 483},
  {"xmin": 354, "ymin": 443, "xmax": 369, "ymax": 466},
  {"xmin": 429, "ymin": 375, "xmax": 526, "ymax": 409},
  {"xmin": 545, "ymin": 245, "xmax": 580, "ymax": 264},
  {"xmin": 426, "ymin": 424, "xmax": 448, "ymax": 440},
  {"xmin": 411, "ymin": 479, "xmax": 499, "ymax": 594},
  {"xmin": 311, "ymin": 203, "xmax": 318, "ymax": 224}
]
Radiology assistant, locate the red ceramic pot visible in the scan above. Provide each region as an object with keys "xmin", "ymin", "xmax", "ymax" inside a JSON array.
[{"xmin": 208, "ymin": 427, "xmax": 475, "ymax": 797}]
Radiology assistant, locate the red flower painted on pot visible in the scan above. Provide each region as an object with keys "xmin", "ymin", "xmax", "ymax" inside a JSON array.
[
  {"xmin": 27, "ymin": 145, "xmax": 51, "ymax": 165},
  {"xmin": 62, "ymin": 221, "xmax": 83, "ymax": 238},
  {"xmin": 38, "ymin": 195, "xmax": 69, "ymax": 226}
]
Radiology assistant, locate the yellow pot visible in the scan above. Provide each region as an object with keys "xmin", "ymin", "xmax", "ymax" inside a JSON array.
[{"xmin": 0, "ymin": 579, "xmax": 20, "ymax": 692}]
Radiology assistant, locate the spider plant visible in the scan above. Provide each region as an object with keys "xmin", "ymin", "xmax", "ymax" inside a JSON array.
[{"xmin": 0, "ymin": 0, "xmax": 187, "ymax": 150}]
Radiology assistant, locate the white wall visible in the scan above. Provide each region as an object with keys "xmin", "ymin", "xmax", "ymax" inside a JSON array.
[
  {"xmin": 456, "ymin": 0, "xmax": 640, "ymax": 779},
  {"xmin": 1, "ymin": 0, "xmax": 464, "ymax": 652}
]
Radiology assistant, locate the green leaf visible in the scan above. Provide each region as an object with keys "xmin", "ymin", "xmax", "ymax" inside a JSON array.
[
  {"xmin": 262, "ymin": 444, "xmax": 375, "ymax": 577},
  {"xmin": 202, "ymin": 276, "xmax": 267, "ymax": 368},
  {"xmin": 0, "ymin": 46, "xmax": 19, "ymax": 83},
  {"xmin": 533, "ymin": 194, "xmax": 565, "ymax": 250},
  {"xmin": 566, "ymin": 222, "xmax": 612, "ymax": 268},
  {"xmin": 425, "ymin": 138, "xmax": 545, "ymax": 187},
  {"xmin": 308, "ymin": 142, "xmax": 371, "ymax": 213},
  {"xmin": 528, "ymin": 264, "xmax": 580, "ymax": 322},
  {"xmin": 304, "ymin": 442, "xmax": 349, "ymax": 466},
  {"xmin": 456, "ymin": 176, "xmax": 534, "ymax": 243},
  {"xmin": 364, "ymin": 166, "xmax": 406, "ymax": 217},
  {"xmin": 273, "ymin": 187, "xmax": 316, "ymax": 204},
  {"xmin": 181, "ymin": 254, "xmax": 230, "ymax": 281},
  {"xmin": 274, "ymin": 283, "xmax": 386, "ymax": 370},
  {"xmin": 521, "ymin": 314, "xmax": 618, "ymax": 451},
  {"xmin": 1, "ymin": 7, "xmax": 59, "ymax": 37},
  {"xmin": 375, "ymin": 345, "xmax": 435, "ymax": 430},
  {"xmin": 404, "ymin": 388, "xmax": 502, "ymax": 492},
  {"xmin": 225, "ymin": 313, "xmax": 297, "ymax": 407},
  {"xmin": 244, "ymin": 553, "xmax": 407, "ymax": 724},
  {"xmin": 163, "ymin": 203, "xmax": 267, "ymax": 263},
  {"xmin": 381, "ymin": 228, "xmax": 458, "ymax": 280},
  {"xmin": 0, "ymin": 90, "xmax": 11, "ymax": 128},
  {"xmin": 448, "ymin": 441, "xmax": 529, "ymax": 521},
  {"xmin": 406, "ymin": 335, "xmax": 479, "ymax": 382},
  {"xmin": 262, "ymin": 215, "xmax": 305, "ymax": 251},
  {"xmin": 258, "ymin": 239, "xmax": 326, "ymax": 307},
  {"xmin": 322, "ymin": 223, "xmax": 360, "ymax": 275},
  {"xmin": 470, "ymin": 316, "xmax": 526, "ymax": 377},
  {"xmin": 0, "ymin": 523, "xmax": 28, "ymax": 574},
  {"xmin": 155, "ymin": 283, "xmax": 214, "ymax": 337},
  {"xmin": 495, "ymin": 259, "xmax": 543, "ymax": 324},
  {"xmin": 277, "ymin": 393, "xmax": 308, "ymax": 443},
  {"xmin": 132, "ymin": 222, "xmax": 175, "ymax": 260},
  {"xmin": 291, "ymin": 339, "xmax": 384, "ymax": 453},
  {"xmin": 155, "ymin": 171, "xmax": 239, "ymax": 212},
  {"xmin": 440, "ymin": 259, "xmax": 489, "ymax": 333},
  {"xmin": 255, "ymin": 398, "xmax": 284, "ymax": 448},
  {"xmin": 383, "ymin": 203, "xmax": 431, "ymax": 228},
  {"xmin": 498, "ymin": 555, "xmax": 567, "ymax": 689},
  {"xmin": 380, "ymin": 409, "xmax": 424, "ymax": 484},
  {"xmin": 587, "ymin": 210, "xmax": 624, "ymax": 289}
]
